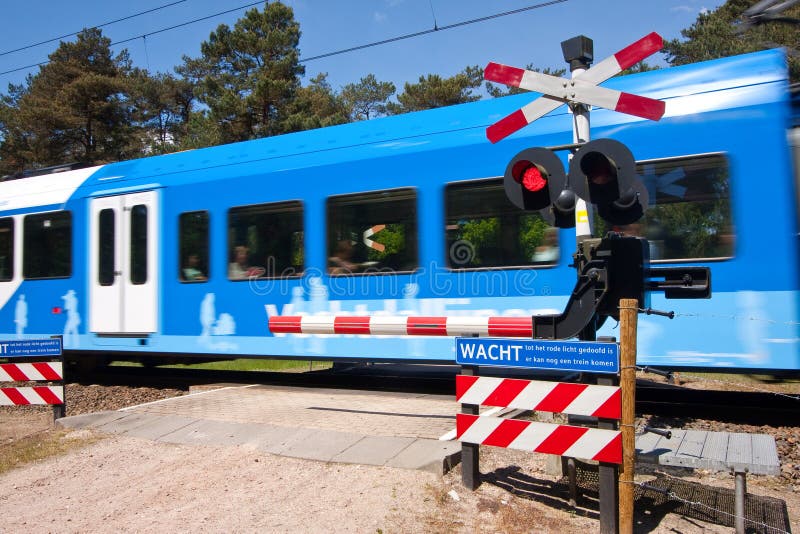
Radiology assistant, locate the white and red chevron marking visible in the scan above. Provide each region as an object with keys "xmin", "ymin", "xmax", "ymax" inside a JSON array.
[
  {"xmin": 456, "ymin": 376, "xmax": 620, "ymax": 419},
  {"xmin": 0, "ymin": 362, "xmax": 63, "ymax": 382},
  {"xmin": 485, "ymin": 32, "xmax": 664, "ymax": 143},
  {"xmin": 457, "ymin": 413, "xmax": 621, "ymax": 464},
  {"xmin": 268, "ymin": 315, "xmax": 533, "ymax": 337},
  {"xmin": 0, "ymin": 386, "xmax": 64, "ymax": 406}
]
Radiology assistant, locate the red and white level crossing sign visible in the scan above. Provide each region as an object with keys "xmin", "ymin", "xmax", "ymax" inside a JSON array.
[
  {"xmin": 457, "ymin": 413, "xmax": 622, "ymax": 464},
  {"xmin": 456, "ymin": 375, "xmax": 620, "ymax": 419},
  {"xmin": 484, "ymin": 32, "xmax": 666, "ymax": 143},
  {"xmin": 0, "ymin": 361, "xmax": 64, "ymax": 406},
  {"xmin": 0, "ymin": 362, "xmax": 63, "ymax": 382},
  {"xmin": 0, "ymin": 386, "xmax": 64, "ymax": 406}
]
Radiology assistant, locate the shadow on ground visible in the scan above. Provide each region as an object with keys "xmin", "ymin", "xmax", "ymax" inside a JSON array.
[{"xmin": 482, "ymin": 462, "xmax": 790, "ymax": 533}]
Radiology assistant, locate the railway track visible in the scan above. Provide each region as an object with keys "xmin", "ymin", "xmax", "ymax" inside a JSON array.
[{"xmin": 68, "ymin": 363, "xmax": 800, "ymax": 426}]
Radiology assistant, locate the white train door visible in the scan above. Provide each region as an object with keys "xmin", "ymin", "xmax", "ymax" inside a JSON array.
[{"xmin": 89, "ymin": 191, "xmax": 159, "ymax": 334}]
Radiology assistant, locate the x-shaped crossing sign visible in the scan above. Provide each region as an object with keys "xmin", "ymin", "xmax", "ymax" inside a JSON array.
[{"xmin": 484, "ymin": 32, "xmax": 666, "ymax": 143}]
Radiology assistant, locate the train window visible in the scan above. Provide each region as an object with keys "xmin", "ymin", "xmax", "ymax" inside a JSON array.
[
  {"xmin": 327, "ymin": 188, "xmax": 417, "ymax": 274},
  {"xmin": 179, "ymin": 211, "xmax": 209, "ymax": 282},
  {"xmin": 23, "ymin": 211, "xmax": 72, "ymax": 279},
  {"xmin": 130, "ymin": 205, "xmax": 148, "ymax": 285},
  {"xmin": 595, "ymin": 153, "xmax": 734, "ymax": 261},
  {"xmin": 98, "ymin": 209, "xmax": 115, "ymax": 286},
  {"xmin": 0, "ymin": 218, "xmax": 13, "ymax": 281},
  {"xmin": 445, "ymin": 179, "xmax": 558, "ymax": 269},
  {"xmin": 228, "ymin": 201, "xmax": 303, "ymax": 279}
]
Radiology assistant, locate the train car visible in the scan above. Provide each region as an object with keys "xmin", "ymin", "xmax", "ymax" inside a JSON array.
[{"xmin": 0, "ymin": 48, "xmax": 797, "ymax": 372}]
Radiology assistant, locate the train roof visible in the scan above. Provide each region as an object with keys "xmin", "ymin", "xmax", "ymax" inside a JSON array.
[{"xmin": 0, "ymin": 47, "xmax": 791, "ymax": 211}]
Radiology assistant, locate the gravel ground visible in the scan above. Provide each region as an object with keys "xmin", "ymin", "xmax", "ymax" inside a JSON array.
[{"xmin": 0, "ymin": 379, "xmax": 798, "ymax": 532}]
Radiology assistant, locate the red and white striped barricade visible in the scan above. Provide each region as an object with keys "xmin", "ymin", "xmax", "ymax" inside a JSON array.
[
  {"xmin": 268, "ymin": 315, "xmax": 534, "ymax": 337},
  {"xmin": 455, "ymin": 375, "xmax": 622, "ymax": 464},
  {"xmin": 0, "ymin": 337, "xmax": 65, "ymax": 419}
]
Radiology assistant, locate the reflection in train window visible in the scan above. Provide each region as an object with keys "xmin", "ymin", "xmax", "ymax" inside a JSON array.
[
  {"xmin": 0, "ymin": 218, "xmax": 13, "ymax": 281},
  {"xmin": 23, "ymin": 211, "xmax": 72, "ymax": 279},
  {"xmin": 595, "ymin": 153, "xmax": 734, "ymax": 261},
  {"xmin": 228, "ymin": 201, "xmax": 303, "ymax": 280},
  {"xmin": 179, "ymin": 211, "xmax": 209, "ymax": 282},
  {"xmin": 446, "ymin": 179, "xmax": 558, "ymax": 269},
  {"xmin": 130, "ymin": 205, "xmax": 148, "ymax": 285},
  {"xmin": 327, "ymin": 188, "xmax": 417, "ymax": 274},
  {"xmin": 98, "ymin": 209, "xmax": 115, "ymax": 286}
]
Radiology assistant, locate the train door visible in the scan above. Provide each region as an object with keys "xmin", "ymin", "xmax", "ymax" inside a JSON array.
[{"xmin": 88, "ymin": 191, "xmax": 159, "ymax": 334}]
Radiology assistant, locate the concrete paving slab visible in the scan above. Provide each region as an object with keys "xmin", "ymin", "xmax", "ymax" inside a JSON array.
[
  {"xmin": 259, "ymin": 427, "xmax": 321, "ymax": 456},
  {"xmin": 276, "ymin": 429, "xmax": 365, "ymax": 462},
  {"xmin": 94, "ymin": 412, "xmax": 157, "ymax": 435},
  {"xmin": 332, "ymin": 435, "xmax": 416, "ymax": 466},
  {"xmin": 386, "ymin": 439, "xmax": 462, "ymax": 475},
  {"xmin": 121, "ymin": 415, "xmax": 198, "ymax": 441},
  {"xmin": 57, "ymin": 410, "xmax": 128, "ymax": 430},
  {"xmin": 158, "ymin": 419, "xmax": 273, "ymax": 448},
  {"xmin": 56, "ymin": 385, "xmax": 463, "ymax": 474}
]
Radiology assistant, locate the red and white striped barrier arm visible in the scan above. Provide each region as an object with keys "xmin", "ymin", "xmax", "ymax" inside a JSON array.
[
  {"xmin": 457, "ymin": 413, "xmax": 622, "ymax": 464},
  {"xmin": 0, "ymin": 362, "xmax": 63, "ymax": 382},
  {"xmin": 268, "ymin": 315, "xmax": 533, "ymax": 337},
  {"xmin": 456, "ymin": 375, "xmax": 620, "ymax": 419},
  {"xmin": 485, "ymin": 32, "xmax": 664, "ymax": 143},
  {"xmin": 0, "ymin": 386, "xmax": 64, "ymax": 406}
]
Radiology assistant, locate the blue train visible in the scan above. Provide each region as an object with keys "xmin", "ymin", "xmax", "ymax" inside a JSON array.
[{"xmin": 0, "ymin": 48, "xmax": 797, "ymax": 371}]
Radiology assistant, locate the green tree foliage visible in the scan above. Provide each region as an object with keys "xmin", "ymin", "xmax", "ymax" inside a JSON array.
[
  {"xmin": 179, "ymin": 2, "xmax": 304, "ymax": 143},
  {"xmin": 663, "ymin": 0, "xmax": 799, "ymax": 83},
  {"xmin": 177, "ymin": 113, "xmax": 223, "ymax": 151},
  {"xmin": 285, "ymin": 73, "xmax": 349, "ymax": 131},
  {"xmin": 341, "ymin": 74, "xmax": 396, "ymax": 120},
  {"xmin": 387, "ymin": 66, "xmax": 483, "ymax": 114},
  {"xmin": 0, "ymin": 28, "xmax": 135, "ymax": 175},
  {"xmin": 129, "ymin": 70, "xmax": 194, "ymax": 155},
  {"xmin": 366, "ymin": 223, "xmax": 405, "ymax": 261}
]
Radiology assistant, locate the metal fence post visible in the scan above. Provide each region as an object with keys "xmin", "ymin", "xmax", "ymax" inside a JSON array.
[{"xmin": 461, "ymin": 364, "xmax": 480, "ymax": 490}]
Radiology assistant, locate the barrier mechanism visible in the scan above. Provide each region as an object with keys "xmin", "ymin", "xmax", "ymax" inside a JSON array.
[
  {"xmin": 0, "ymin": 337, "xmax": 65, "ymax": 420},
  {"xmin": 454, "ymin": 340, "xmax": 623, "ymax": 532}
]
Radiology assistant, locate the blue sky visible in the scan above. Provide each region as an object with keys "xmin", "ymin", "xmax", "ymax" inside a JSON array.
[{"xmin": 0, "ymin": 0, "xmax": 726, "ymax": 95}]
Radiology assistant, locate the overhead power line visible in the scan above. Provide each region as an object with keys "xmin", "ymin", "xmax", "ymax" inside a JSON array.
[
  {"xmin": 0, "ymin": 0, "xmax": 188, "ymax": 58},
  {"xmin": 0, "ymin": 0, "xmax": 264, "ymax": 77},
  {"xmin": 0, "ymin": 0, "xmax": 567, "ymax": 78},
  {"xmin": 300, "ymin": 0, "xmax": 569, "ymax": 63},
  {"xmin": 111, "ymin": 0, "xmax": 264, "ymax": 47}
]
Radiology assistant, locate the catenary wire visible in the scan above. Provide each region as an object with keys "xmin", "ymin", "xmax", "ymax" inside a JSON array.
[
  {"xmin": 0, "ymin": 0, "xmax": 264, "ymax": 77},
  {"xmin": 0, "ymin": 0, "xmax": 567, "ymax": 77},
  {"xmin": 0, "ymin": 0, "xmax": 188, "ymax": 58},
  {"xmin": 300, "ymin": 0, "xmax": 568, "ymax": 63}
]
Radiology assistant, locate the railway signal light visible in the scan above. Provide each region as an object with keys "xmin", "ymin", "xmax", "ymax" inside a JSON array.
[
  {"xmin": 569, "ymin": 139, "xmax": 648, "ymax": 225},
  {"xmin": 503, "ymin": 147, "xmax": 579, "ymax": 228},
  {"xmin": 503, "ymin": 139, "xmax": 648, "ymax": 227}
]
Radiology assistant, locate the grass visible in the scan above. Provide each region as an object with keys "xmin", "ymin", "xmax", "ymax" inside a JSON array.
[{"xmin": 0, "ymin": 429, "xmax": 102, "ymax": 475}]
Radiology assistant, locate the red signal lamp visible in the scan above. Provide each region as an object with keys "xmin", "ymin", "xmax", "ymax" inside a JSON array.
[
  {"xmin": 511, "ymin": 160, "xmax": 548, "ymax": 192},
  {"xmin": 504, "ymin": 147, "xmax": 575, "ymax": 228}
]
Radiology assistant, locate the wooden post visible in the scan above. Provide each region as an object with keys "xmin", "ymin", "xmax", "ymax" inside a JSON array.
[
  {"xmin": 461, "ymin": 364, "xmax": 480, "ymax": 490},
  {"xmin": 619, "ymin": 299, "xmax": 638, "ymax": 533}
]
